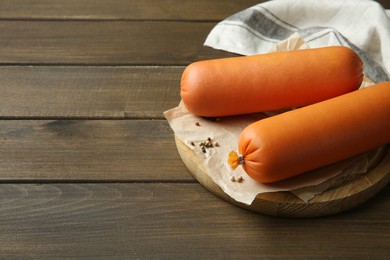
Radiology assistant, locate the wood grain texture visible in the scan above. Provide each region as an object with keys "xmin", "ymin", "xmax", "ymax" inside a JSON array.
[
  {"xmin": 0, "ymin": 120, "xmax": 191, "ymax": 181},
  {"xmin": 0, "ymin": 21, "xmax": 236, "ymax": 65},
  {"xmin": 0, "ymin": 0, "xmax": 388, "ymax": 21},
  {"xmin": 0, "ymin": 66, "xmax": 182, "ymax": 119},
  {"xmin": 0, "ymin": 0, "xmax": 262, "ymax": 21},
  {"xmin": 176, "ymin": 136, "xmax": 390, "ymax": 217},
  {"xmin": 0, "ymin": 183, "xmax": 389, "ymax": 258},
  {"xmin": 0, "ymin": 0, "xmax": 388, "ymax": 258}
]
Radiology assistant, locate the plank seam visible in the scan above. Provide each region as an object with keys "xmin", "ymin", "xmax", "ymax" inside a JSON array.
[
  {"xmin": 0, "ymin": 63, "xmax": 193, "ymax": 67},
  {"xmin": 0, "ymin": 179, "xmax": 197, "ymax": 184},
  {"xmin": 0, "ymin": 117, "xmax": 167, "ymax": 120},
  {"xmin": 0, "ymin": 18, "xmax": 220, "ymax": 22}
]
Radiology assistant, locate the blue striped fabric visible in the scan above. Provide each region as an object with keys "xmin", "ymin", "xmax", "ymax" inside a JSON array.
[{"xmin": 205, "ymin": 0, "xmax": 390, "ymax": 83}]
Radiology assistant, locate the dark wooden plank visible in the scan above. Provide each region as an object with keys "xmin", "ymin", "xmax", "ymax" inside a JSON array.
[
  {"xmin": 0, "ymin": 0, "xmax": 388, "ymax": 20},
  {"xmin": 378, "ymin": 0, "xmax": 390, "ymax": 8},
  {"xmin": 0, "ymin": 120, "xmax": 191, "ymax": 181},
  {"xmin": 0, "ymin": 183, "xmax": 388, "ymax": 258},
  {"xmin": 0, "ymin": 66, "xmax": 182, "ymax": 119},
  {"xmin": 0, "ymin": 21, "xmax": 237, "ymax": 65},
  {"xmin": 0, "ymin": 0, "xmax": 262, "ymax": 21}
]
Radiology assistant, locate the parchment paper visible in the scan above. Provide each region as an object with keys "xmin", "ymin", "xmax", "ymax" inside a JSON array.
[{"xmin": 164, "ymin": 33, "xmax": 374, "ymax": 205}]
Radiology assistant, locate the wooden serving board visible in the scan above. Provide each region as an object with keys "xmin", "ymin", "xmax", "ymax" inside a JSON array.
[{"xmin": 175, "ymin": 136, "xmax": 390, "ymax": 217}]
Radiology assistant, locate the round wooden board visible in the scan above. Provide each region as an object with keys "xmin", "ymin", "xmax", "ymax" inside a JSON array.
[{"xmin": 175, "ymin": 136, "xmax": 390, "ymax": 218}]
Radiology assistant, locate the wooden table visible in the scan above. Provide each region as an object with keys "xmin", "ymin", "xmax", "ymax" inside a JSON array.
[{"xmin": 0, "ymin": 1, "xmax": 389, "ymax": 258}]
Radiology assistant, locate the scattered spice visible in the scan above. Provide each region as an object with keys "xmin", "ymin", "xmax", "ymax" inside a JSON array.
[
  {"xmin": 230, "ymin": 176, "xmax": 243, "ymax": 183},
  {"xmin": 195, "ymin": 137, "xmax": 220, "ymax": 153}
]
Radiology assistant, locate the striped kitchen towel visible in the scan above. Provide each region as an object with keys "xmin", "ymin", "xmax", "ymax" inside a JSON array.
[{"xmin": 205, "ymin": 0, "xmax": 390, "ymax": 83}]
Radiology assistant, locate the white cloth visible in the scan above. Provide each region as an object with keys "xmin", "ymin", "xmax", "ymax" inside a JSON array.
[{"xmin": 205, "ymin": 0, "xmax": 390, "ymax": 83}]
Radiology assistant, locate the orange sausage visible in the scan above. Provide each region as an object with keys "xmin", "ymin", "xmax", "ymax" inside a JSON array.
[
  {"xmin": 181, "ymin": 46, "xmax": 363, "ymax": 117},
  {"xmin": 228, "ymin": 82, "xmax": 390, "ymax": 183}
]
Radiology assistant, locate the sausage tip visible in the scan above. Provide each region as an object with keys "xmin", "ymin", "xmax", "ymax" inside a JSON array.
[{"xmin": 228, "ymin": 151, "xmax": 244, "ymax": 170}]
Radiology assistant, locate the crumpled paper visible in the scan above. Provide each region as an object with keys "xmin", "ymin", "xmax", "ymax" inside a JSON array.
[{"xmin": 164, "ymin": 33, "xmax": 375, "ymax": 205}]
